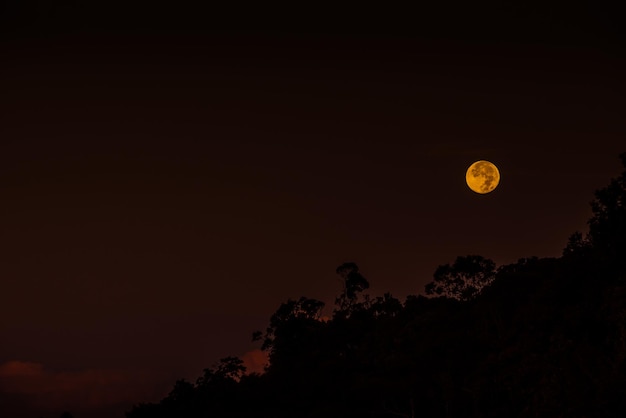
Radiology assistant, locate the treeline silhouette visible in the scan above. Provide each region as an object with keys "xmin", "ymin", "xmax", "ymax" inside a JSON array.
[{"xmin": 127, "ymin": 153, "xmax": 626, "ymax": 417}]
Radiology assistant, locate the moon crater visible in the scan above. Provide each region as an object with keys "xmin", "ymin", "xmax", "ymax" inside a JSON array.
[{"xmin": 466, "ymin": 160, "xmax": 500, "ymax": 194}]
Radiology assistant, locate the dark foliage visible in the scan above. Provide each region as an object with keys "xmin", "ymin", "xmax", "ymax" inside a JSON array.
[
  {"xmin": 334, "ymin": 262, "xmax": 370, "ymax": 316},
  {"xmin": 127, "ymin": 153, "xmax": 626, "ymax": 418},
  {"xmin": 424, "ymin": 255, "xmax": 496, "ymax": 301}
]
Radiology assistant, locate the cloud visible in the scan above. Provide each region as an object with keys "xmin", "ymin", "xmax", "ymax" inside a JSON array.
[
  {"xmin": 0, "ymin": 360, "xmax": 44, "ymax": 379},
  {"xmin": 0, "ymin": 360, "xmax": 166, "ymax": 414},
  {"xmin": 241, "ymin": 349, "xmax": 268, "ymax": 375}
]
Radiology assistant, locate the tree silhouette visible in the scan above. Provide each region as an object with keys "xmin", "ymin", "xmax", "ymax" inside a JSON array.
[
  {"xmin": 209, "ymin": 356, "xmax": 246, "ymax": 382},
  {"xmin": 587, "ymin": 152, "xmax": 626, "ymax": 270},
  {"xmin": 563, "ymin": 230, "xmax": 592, "ymax": 258},
  {"xmin": 253, "ymin": 296, "xmax": 325, "ymax": 352},
  {"xmin": 334, "ymin": 262, "xmax": 370, "ymax": 315},
  {"xmin": 424, "ymin": 255, "xmax": 496, "ymax": 301}
]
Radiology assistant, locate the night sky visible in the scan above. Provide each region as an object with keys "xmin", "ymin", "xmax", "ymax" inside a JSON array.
[{"xmin": 1, "ymin": 2, "xmax": 625, "ymax": 417}]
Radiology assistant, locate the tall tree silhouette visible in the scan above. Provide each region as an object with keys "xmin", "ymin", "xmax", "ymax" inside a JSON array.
[{"xmin": 334, "ymin": 262, "xmax": 370, "ymax": 316}]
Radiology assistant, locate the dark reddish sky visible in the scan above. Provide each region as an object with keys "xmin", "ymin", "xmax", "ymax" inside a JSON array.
[{"xmin": 1, "ymin": 2, "xmax": 625, "ymax": 417}]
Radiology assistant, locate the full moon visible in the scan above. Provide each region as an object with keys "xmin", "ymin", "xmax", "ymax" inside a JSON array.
[{"xmin": 466, "ymin": 160, "xmax": 500, "ymax": 194}]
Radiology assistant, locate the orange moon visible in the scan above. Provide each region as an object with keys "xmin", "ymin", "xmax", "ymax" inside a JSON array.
[{"xmin": 466, "ymin": 160, "xmax": 500, "ymax": 194}]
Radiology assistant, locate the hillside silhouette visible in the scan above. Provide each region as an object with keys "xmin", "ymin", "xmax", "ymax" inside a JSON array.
[{"xmin": 126, "ymin": 152, "xmax": 626, "ymax": 417}]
